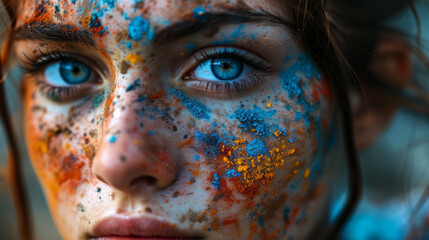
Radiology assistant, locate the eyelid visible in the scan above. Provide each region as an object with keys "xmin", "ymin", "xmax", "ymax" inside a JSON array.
[
  {"xmin": 19, "ymin": 50, "xmax": 109, "ymax": 80},
  {"xmin": 175, "ymin": 46, "xmax": 272, "ymax": 79}
]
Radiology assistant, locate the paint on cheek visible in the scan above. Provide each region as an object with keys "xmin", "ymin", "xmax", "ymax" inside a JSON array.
[
  {"xmin": 125, "ymin": 78, "xmax": 142, "ymax": 92},
  {"xmin": 234, "ymin": 105, "xmax": 277, "ymax": 137},
  {"xmin": 279, "ymin": 55, "xmax": 319, "ymax": 128},
  {"xmin": 173, "ymin": 90, "xmax": 211, "ymax": 119},
  {"xmin": 195, "ymin": 131, "xmax": 222, "ymax": 157},
  {"xmin": 93, "ymin": 92, "xmax": 105, "ymax": 108}
]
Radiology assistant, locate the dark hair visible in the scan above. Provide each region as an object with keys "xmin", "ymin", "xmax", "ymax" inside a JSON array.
[{"xmin": 0, "ymin": 0, "xmax": 361, "ymax": 239}]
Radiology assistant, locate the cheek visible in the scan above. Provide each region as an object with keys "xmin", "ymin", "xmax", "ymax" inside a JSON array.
[{"xmin": 24, "ymin": 88, "xmax": 96, "ymax": 204}]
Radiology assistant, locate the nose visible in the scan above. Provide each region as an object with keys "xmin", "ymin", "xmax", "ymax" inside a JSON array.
[{"xmin": 92, "ymin": 84, "xmax": 177, "ymax": 193}]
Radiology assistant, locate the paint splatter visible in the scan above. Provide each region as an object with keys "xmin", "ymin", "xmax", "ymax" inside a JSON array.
[
  {"xmin": 234, "ymin": 105, "xmax": 276, "ymax": 137},
  {"xmin": 192, "ymin": 6, "xmax": 206, "ymax": 20},
  {"xmin": 246, "ymin": 138, "xmax": 267, "ymax": 157},
  {"xmin": 173, "ymin": 89, "xmax": 210, "ymax": 119},
  {"xmin": 89, "ymin": 13, "xmax": 105, "ymax": 36},
  {"xmin": 109, "ymin": 135, "xmax": 117, "ymax": 143},
  {"xmin": 212, "ymin": 173, "xmax": 220, "ymax": 189},
  {"xmin": 195, "ymin": 131, "xmax": 221, "ymax": 158},
  {"xmin": 126, "ymin": 78, "xmax": 141, "ymax": 92},
  {"xmin": 129, "ymin": 16, "xmax": 149, "ymax": 41},
  {"xmin": 93, "ymin": 93, "xmax": 105, "ymax": 108}
]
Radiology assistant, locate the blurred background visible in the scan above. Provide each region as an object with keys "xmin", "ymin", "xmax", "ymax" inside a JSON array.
[{"xmin": 0, "ymin": 0, "xmax": 428, "ymax": 239}]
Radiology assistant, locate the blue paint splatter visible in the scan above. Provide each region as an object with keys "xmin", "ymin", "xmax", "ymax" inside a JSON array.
[
  {"xmin": 194, "ymin": 155, "xmax": 200, "ymax": 160},
  {"xmin": 185, "ymin": 43, "xmax": 198, "ymax": 51},
  {"xmin": 126, "ymin": 42, "xmax": 132, "ymax": 49},
  {"xmin": 195, "ymin": 131, "xmax": 222, "ymax": 158},
  {"xmin": 295, "ymin": 112, "xmax": 303, "ymax": 121},
  {"xmin": 103, "ymin": 0, "xmax": 115, "ymax": 8},
  {"xmin": 93, "ymin": 92, "xmax": 105, "ymax": 108},
  {"xmin": 234, "ymin": 105, "xmax": 276, "ymax": 136},
  {"xmin": 279, "ymin": 54, "xmax": 318, "ymax": 129},
  {"xmin": 55, "ymin": 5, "xmax": 60, "ymax": 13},
  {"xmin": 258, "ymin": 216, "xmax": 264, "ymax": 227},
  {"xmin": 226, "ymin": 169, "xmax": 241, "ymax": 178},
  {"xmin": 137, "ymin": 95, "xmax": 146, "ymax": 102},
  {"xmin": 212, "ymin": 173, "xmax": 220, "ymax": 189},
  {"xmin": 173, "ymin": 89, "xmax": 210, "ymax": 119},
  {"xmin": 192, "ymin": 6, "xmax": 206, "ymax": 19},
  {"xmin": 126, "ymin": 78, "xmax": 141, "ymax": 92},
  {"xmin": 283, "ymin": 206, "xmax": 290, "ymax": 221},
  {"xmin": 109, "ymin": 135, "xmax": 117, "ymax": 143},
  {"xmin": 129, "ymin": 16, "xmax": 149, "ymax": 41},
  {"xmin": 231, "ymin": 25, "xmax": 245, "ymax": 39},
  {"xmin": 246, "ymin": 138, "xmax": 267, "ymax": 157},
  {"xmin": 149, "ymin": 131, "xmax": 154, "ymax": 136}
]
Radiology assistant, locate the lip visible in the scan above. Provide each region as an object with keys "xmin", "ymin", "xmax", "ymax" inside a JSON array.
[{"xmin": 90, "ymin": 216, "xmax": 204, "ymax": 240}]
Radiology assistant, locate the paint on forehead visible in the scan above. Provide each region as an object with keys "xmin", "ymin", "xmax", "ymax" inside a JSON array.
[{"xmin": 129, "ymin": 16, "xmax": 150, "ymax": 41}]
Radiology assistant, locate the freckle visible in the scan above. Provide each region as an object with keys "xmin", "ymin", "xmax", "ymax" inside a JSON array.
[
  {"xmin": 120, "ymin": 155, "xmax": 127, "ymax": 162},
  {"xmin": 172, "ymin": 191, "xmax": 180, "ymax": 198},
  {"xmin": 145, "ymin": 207, "xmax": 152, "ymax": 213},
  {"xmin": 172, "ymin": 125, "xmax": 177, "ymax": 131}
]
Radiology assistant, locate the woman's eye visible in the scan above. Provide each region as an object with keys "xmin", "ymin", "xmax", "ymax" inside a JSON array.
[
  {"xmin": 183, "ymin": 47, "xmax": 272, "ymax": 97},
  {"xmin": 34, "ymin": 59, "xmax": 103, "ymax": 103},
  {"xmin": 45, "ymin": 61, "xmax": 93, "ymax": 86},
  {"xmin": 194, "ymin": 58, "xmax": 250, "ymax": 81}
]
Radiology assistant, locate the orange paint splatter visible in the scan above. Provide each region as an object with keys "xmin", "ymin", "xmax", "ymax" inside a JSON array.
[
  {"xmin": 149, "ymin": 91, "xmax": 165, "ymax": 100},
  {"xmin": 222, "ymin": 218, "xmax": 237, "ymax": 226},
  {"xmin": 178, "ymin": 136, "xmax": 194, "ymax": 149}
]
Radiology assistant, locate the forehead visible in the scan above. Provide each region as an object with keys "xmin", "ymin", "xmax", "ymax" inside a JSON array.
[{"xmin": 16, "ymin": 0, "xmax": 284, "ymax": 29}]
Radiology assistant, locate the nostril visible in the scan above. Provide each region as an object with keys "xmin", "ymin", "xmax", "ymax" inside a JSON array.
[{"xmin": 130, "ymin": 175, "xmax": 158, "ymax": 189}]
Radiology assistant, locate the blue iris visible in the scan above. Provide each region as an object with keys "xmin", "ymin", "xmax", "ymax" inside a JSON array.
[
  {"xmin": 59, "ymin": 61, "xmax": 91, "ymax": 84},
  {"xmin": 210, "ymin": 58, "xmax": 243, "ymax": 80}
]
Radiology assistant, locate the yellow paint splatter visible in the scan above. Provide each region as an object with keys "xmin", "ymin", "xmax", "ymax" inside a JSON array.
[
  {"xmin": 267, "ymin": 103, "xmax": 271, "ymax": 107},
  {"xmin": 304, "ymin": 169, "xmax": 311, "ymax": 178},
  {"xmin": 126, "ymin": 54, "xmax": 142, "ymax": 64}
]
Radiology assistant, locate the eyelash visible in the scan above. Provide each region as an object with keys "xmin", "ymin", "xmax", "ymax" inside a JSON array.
[
  {"xmin": 184, "ymin": 47, "xmax": 272, "ymax": 96},
  {"xmin": 20, "ymin": 50, "xmax": 101, "ymax": 102},
  {"xmin": 20, "ymin": 47, "xmax": 271, "ymax": 101}
]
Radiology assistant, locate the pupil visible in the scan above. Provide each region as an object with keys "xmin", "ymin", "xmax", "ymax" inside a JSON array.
[
  {"xmin": 211, "ymin": 58, "xmax": 243, "ymax": 81},
  {"xmin": 72, "ymin": 66, "xmax": 81, "ymax": 75},
  {"xmin": 221, "ymin": 62, "xmax": 231, "ymax": 69}
]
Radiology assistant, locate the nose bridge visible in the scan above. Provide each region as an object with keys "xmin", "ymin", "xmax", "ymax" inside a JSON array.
[{"xmin": 92, "ymin": 76, "xmax": 177, "ymax": 193}]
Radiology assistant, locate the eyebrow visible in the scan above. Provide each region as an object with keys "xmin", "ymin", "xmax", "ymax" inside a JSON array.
[
  {"xmin": 154, "ymin": 8, "xmax": 297, "ymax": 46},
  {"xmin": 13, "ymin": 24, "xmax": 96, "ymax": 47},
  {"xmin": 13, "ymin": 8, "xmax": 297, "ymax": 48}
]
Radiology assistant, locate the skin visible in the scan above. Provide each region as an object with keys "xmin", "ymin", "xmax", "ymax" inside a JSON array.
[{"xmin": 14, "ymin": 0, "xmax": 334, "ymax": 239}]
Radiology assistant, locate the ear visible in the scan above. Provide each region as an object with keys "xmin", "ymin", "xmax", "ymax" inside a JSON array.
[
  {"xmin": 369, "ymin": 37, "xmax": 412, "ymax": 88},
  {"xmin": 353, "ymin": 37, "xmax": 412, "ymax": 150}
]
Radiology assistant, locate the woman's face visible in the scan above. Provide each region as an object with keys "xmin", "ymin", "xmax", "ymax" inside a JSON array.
[{"xmin": 14, "ymin": 0, "xmax": 333, "ymax": 239}]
